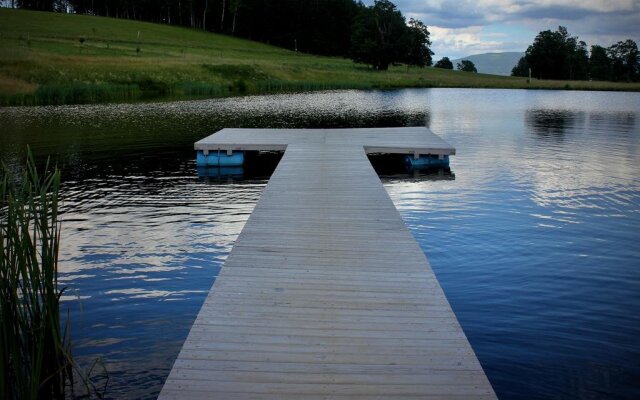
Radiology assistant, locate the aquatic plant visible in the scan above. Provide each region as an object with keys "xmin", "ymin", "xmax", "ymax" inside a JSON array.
[
  {"xmin": 0, "ymin": 83, "xmax": 140, "ymax": 106},
  {"xmin": 178, "ymin": 82, "xmax": 228, "ymax": 97},
  {"xmin": 257, "ymin": 80, "xmax": 373, "ymax": 93},
  {"xmin": 0, "ymin": 151, "xmax": 71, "ymax": 399},
  {"xmin": 33, "ymin": 83, "xmax": 140, "ymax": 105}
]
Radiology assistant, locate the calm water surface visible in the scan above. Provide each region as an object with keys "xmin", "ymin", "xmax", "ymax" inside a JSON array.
[{"xmin": 1, "ymin": 89, "xmax": 639, "ymax": 399}]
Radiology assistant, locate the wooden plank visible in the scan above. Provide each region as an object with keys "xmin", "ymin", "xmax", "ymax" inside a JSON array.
[
  {"xmin": 159, "ymin": 128, "xmax": 496, "ymax": 399},
  {"xmin": 160, "ymin": 390, "xmax": 497, "ymax": 400},
  {"xmin": 166, "ymin": 369, "xmax": 490, "ymax": 385},
  {"xmin": 169, "ymin": 359, "xmax": 489, "ymax": 376},
  {"xmin": 181, "ymin": 332, "xmax": 474, "ymax": 348},
  {"xmin": 161, "ymin": 381, "xmax": 493, "ymax": 396}
]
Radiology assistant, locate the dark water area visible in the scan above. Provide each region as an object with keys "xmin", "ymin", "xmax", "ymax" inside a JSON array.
[{"xmin": 1, "ymin": 89, "xmax": 639, "ymax": 399}]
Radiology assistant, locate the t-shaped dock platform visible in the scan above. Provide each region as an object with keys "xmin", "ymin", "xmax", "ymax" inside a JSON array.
[{"xmin": 159, "ymin": 127, "xmax": 496, "ymax": 399}]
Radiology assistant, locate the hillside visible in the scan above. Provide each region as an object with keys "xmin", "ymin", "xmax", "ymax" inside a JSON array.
[
  {"xmin": 452, "ymin": 52, "xmax": 525, "ymax": 76},
  {"xmin": 1, "ymin": 9, "xmax": 638, "ymax": 105}
]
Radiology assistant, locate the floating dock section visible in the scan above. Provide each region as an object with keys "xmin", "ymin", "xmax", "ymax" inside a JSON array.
[{"xmin": 160, "ymin": 128, "xmax": 496, "ymax": 399}]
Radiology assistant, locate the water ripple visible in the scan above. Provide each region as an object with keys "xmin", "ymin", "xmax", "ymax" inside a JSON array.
[{"xmin": 1, "ymin": 89, "xmax": 639, "ymax": 399}]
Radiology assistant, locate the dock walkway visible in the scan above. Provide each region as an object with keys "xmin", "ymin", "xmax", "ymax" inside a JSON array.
[{"xmin": 159, "ymin": 128, "xmax": 496, "ymax": 399}]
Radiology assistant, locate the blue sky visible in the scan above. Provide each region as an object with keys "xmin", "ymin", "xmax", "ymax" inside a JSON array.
[{"xmin": 363, "ymin": 0, "xmax": 640, "ymax": 59}]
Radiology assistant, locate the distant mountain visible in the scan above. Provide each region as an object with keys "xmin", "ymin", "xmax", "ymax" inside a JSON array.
[{"xmin": 451, "ymin": 52, "xmax": 525, "ymax": 76}]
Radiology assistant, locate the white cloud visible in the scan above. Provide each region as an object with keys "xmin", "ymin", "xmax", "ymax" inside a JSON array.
[
  {"xmin": 365, "ymin": 0, "xmax": 640, "ymax": 57},
  {"xmin": 521, "ymin": 0, "xmax": 637, "ymax": 13},
  {"xmin": 429, "ymin": 26, "xmax": 528, "ymax": 59}
]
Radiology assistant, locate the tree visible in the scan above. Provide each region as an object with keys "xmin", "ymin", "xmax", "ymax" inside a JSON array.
[
  {"xmin": 434, "ymin": 57, "xmax": 453, "ymax": 69},
  {"xmin": 511, "ymin": 56, "xmax": 529, "ymax": 77},
  {"xmin": 350, "ymin": 0, "xmax": 407, "ymax": 70},
  {"xmin": 230, "ymin": 0, "xmax": 240, "ymax": 34},
  {"xmin": 608, "ymin": 39, "xmax": 639, "ymax": 82},
  {"xmin": 457, "ymin": 59, "xmax": 477, "ymax": 73},
  {"xmin": 568, "ymin": 40, "xmax": 589, "ymax": 80},
  {"xmin": 219, "ymin": 0, "xmax": 225, "ymax": 31},
  {"xmin": 403, "ymin": 18, "xmax": 433, "ymax": 67},
  {"xmin": 16, "ymin": 0, "xmax": 55, "ymax": 10},
  {"xmin": 523, "ymin": 26, "xmax": 588, "ymax": 80},
  {"xmin": 589, "ymin": 45, "xmax": 611, "ymax": 81},
  {"xmin": 527, "ymin": 27, "xmax": 567, "ymax": 79},
  {"xmin": 202, "ymin": 0, "xmax": 208, "ymax": 30}
]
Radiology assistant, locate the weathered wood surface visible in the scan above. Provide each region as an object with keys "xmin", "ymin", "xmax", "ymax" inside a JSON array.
[
  {"xmin": 159, "ymin": 128, "xmax": 496, "ymax": 399},
  {"xmin": 195, "ymin": 127, "xmax": 456, "ymax": 157}
]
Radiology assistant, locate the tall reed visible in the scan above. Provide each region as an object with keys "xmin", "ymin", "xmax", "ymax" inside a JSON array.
[
  {"xmin": 0, "ymin": 83, "xmax": 140, "ymax": 106},
  {"xmin": 0, "ymin": 151, "xmax": 72, "ymax": 399}
]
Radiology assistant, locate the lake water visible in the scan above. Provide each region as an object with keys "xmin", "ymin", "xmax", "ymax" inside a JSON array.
[{"xmin": 1, "ymin": 88, "xmax": 639, "ymax": 399}]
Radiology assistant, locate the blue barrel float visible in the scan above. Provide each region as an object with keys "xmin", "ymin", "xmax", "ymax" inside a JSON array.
[
  {"xmin": 197, "ymin": 150, "xmax": 244, "ymax": 167},
  {"xmin": 404, "ymin": 154, "xmax": 450, "ymax": 169}
]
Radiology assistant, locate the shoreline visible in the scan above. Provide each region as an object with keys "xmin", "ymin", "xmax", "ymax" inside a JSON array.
[
  {"xmin": 2, "ymin": 8, "xmax": 639, "ymax": 107},
  {"xmin": 3, "ymin": 82, "xmax": 640, "ymax": 108}
]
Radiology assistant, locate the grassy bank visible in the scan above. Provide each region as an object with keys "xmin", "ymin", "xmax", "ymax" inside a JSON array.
[{"xmin": 1, "ymin": 8, "xmax": 639, "ymax": 106}]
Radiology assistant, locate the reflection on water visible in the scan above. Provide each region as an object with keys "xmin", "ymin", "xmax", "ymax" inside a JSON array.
[
  {"xmin": 0, "ymin": 91, "xmax": 429, "ymax": 171},
  {"xmin": 56, "ymin": 171, "xmax": 266, "ymax": 398},
  {"xmin": 525, "ymin": 109, "xmax": 586, "ymax": 137},
  {"xmin": 197, "ymin": 166, "xmax": 245, "ymax": 179},
  {"xmin": 1, "ymin": 89, "xmax": 639, "ymax": 399}
]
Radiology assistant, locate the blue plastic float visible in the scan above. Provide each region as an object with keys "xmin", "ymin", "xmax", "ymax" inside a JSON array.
[
  {"xmin": 404, "ymin": 154, "xmax": 449, "ymax": 169},
  {"xmin": 196, "ymin": 150, "xmax": 244, "ymax": 167}
]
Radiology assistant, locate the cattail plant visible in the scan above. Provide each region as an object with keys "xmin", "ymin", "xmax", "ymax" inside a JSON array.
[{"xmin": 0, "ymin": 150, "xmax": 72, "ymax": 399}]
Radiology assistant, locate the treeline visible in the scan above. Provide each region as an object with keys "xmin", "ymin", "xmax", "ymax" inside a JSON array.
[
  {"xmin": 12, "ymin": 0, "xmax": 434, "ymax": 69},
  {"xmin": 14, "ymin": 0, "xmax": 360, "ymax": 55},
  {"xmin": 512, "ymin": 26, "xmax": 639, "ymax": 82}
]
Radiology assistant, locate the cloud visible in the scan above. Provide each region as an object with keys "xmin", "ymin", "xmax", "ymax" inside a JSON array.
[
  {"xmin": 429, "ymin": 26, "xmax": 528, "ymax": 58},
  {"xmin": 364, "ymin": 0, "xmax": 640, "ymax": 58},
  {"xmin": 397, "ymin": 0, "xmax": 640, "ymax": 33}
]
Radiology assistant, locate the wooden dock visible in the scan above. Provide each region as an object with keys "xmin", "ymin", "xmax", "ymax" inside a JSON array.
[{"xmin": 159, "ymin": 128, "xmax": 496, "ymax": 399}]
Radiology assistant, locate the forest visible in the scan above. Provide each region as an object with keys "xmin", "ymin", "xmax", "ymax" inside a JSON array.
[
  {"xmin": 512, "ymin": 26, "xmax": 639, "ymax": 82},
  {"xmin": 8, "ymin": 0, "xmax": 433, "ymax": 70}
]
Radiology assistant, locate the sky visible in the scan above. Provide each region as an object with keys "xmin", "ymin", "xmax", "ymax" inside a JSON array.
[{"xmin": 363, "ymin": 0, "xmax": 640, "ymax": 60}]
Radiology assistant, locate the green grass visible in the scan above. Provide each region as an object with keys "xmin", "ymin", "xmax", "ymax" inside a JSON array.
[{"xmin": 1, "ymin": 8, "xmax": 639, "ymax": 106}]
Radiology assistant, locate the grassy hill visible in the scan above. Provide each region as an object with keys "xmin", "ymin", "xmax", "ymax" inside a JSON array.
[
  {"xmin": 1, "ymin": 9, "xmax": 639, "ymax": 105},
  {"xmin": 452, "ymin": 52, "xmax": 525, "ymax": 76}
]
